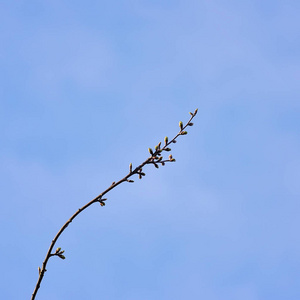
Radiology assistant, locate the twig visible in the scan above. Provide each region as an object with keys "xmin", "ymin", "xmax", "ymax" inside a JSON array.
[{"xmin": 31, "ymin": 109, "xmax": 198, "ymax": 299}]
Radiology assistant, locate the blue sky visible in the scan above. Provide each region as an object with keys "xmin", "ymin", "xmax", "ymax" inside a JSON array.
[{"xmin": 1, "ymin": 1, "xmax": 299, "ymax": 299}]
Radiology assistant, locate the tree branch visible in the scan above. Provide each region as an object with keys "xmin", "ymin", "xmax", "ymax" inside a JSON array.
[{"xmin": 31, "ymin": 108, "xmax": 198, "ymax": 300}]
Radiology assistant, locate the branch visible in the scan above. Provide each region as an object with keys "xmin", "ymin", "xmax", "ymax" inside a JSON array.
[{"xmin": 31, "ymin": 108, "xmax": 198, "ymax": 300}]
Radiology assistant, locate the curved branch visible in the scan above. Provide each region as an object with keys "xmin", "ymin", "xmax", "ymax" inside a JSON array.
[{"xmin": 31, "ymin": 109, "xmax": 198, "ymax": 300}]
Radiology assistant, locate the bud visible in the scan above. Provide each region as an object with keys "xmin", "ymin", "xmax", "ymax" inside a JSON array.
[
  {"xmin": 154, "ymin": 163, "xmax": 159, "ymax": 168},
  {"xmin": 129, "ymin": 163, "xmax": 132, "ymax": 172},
  {"xmin": 56, "ymin": 247, "xmax": 61, "ymax": 253},
  {"xmin": 58, "ymin": 254, "xmax": 66, "ymax": 260},
  {"xmin": 127, "ymin": 179, "xmax": 134, "ymax": 183},
  {"xmin": 148, "ymin": 148, "xmax": 153, "ymax": 155},
  {"xmin": 100, "ymin": 201, "xmax": 106, "ymax": 206},
  {"xmin": 181, "ymin": 131, "xmax": 188, "ymax": 135},
  {"xmin": 165, "ymin": 148, "xmax": 171, "ymax": 151},
  {"xmin": 169, "ymin": 154, "xmax": 173, "ymax": 160},
  {"xmin": 161, "ymin": 162, "xmax": 165, "ymax": 166},
  {"xmin": 164, "ymin": 136, "xmax": 168, "ymax": 145},
  {"xmin": 38, "ymin": 267, "xmax": 41, "ymax": 274},
  {"xmin": 179, "ymin": 121, "xmax": 183, "ymax": 130},
  {"xmin": 189, "ymin": 112, "xmax": 193, "ymax": 116},
  {"xmin": 194, "ymin": 108, "xmax": 198, "ymax": 115},
  {"xmin": 188, "ymin": 122, "xmax": 194, "ymax": 126}
]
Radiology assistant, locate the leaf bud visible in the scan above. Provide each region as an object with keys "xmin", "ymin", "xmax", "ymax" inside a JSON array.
[
  {"xmin": 129, "ymin": 163, "xmax": 132, "ymax": 172},
  {"xmin": 194, "ymin": 108, "xmax": 198, "ymax": 115},
  {"xmin": 127, "ymin": 179, "xmax": 134, "ymax": 183},
  {"xmin": 56, "ymin": 247, "xmax": 61, "ymax": 253},
  {"xmin": 148, "ymin": 148, "xmax": 153, "ymax": 155},
  {"xmin": 188, "ymin": 122, "xmax": 194, "ymax": 126},
  {"xmin": 181, "ymin": 131, "xmax": 188, "ymax": 135},
  {"xmin": 179, "ymin": 121, "xmax": 183, "ymax": 130},
  {"xmin": 165, "ymin": 148, "xmax": 171, "ymax": 151},
  {"xmin": 164, "ymin": 136, "xmax": 168, "ymax": 145}
]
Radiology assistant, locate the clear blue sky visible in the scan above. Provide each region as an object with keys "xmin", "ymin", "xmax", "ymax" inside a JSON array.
[{"xmin": 1, "ymin": 1, "xmax": 299, "ymax": 299}]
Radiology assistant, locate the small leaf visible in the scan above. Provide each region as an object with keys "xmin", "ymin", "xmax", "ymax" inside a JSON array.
[{"xmin": 179, "ymin": 121, "xmax": 183, "ymax": 130}]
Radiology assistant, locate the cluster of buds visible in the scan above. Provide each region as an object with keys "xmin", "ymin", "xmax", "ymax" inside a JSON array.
[
  {"xmin": 51, "ymin": 247, "xmax": 65, "ymax": 260},
  {"xmin": 99, "ymin": 198, "xmax": 107, "ymax": 206},
  {"xmin": 146, "ymin": 108, "xmax": 198, "ymax": 169},
  {"xmin": 148, "ymin": 140, "xmax": 173, "ymax": 168}
]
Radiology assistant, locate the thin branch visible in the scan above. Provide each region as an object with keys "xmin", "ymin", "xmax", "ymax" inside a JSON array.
[{"xmin": 31, "ymin": 109, "xmax": 198, "ymax": 300}]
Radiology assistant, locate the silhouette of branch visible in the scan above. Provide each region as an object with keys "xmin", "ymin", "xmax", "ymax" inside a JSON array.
[{"xmin": 31, "ymin": 109, "xmax": 198, "ymax": 300}]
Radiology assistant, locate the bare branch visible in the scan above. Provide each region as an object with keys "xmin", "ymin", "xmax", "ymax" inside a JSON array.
[{"xmin": 31, "ymin": 109, "xmax": 198, "ymax": 300}]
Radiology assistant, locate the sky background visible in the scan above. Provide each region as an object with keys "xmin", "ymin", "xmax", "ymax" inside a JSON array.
[{"xmin": 1, "ymin": 0, "xmax": 300, "ymax": 299}]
